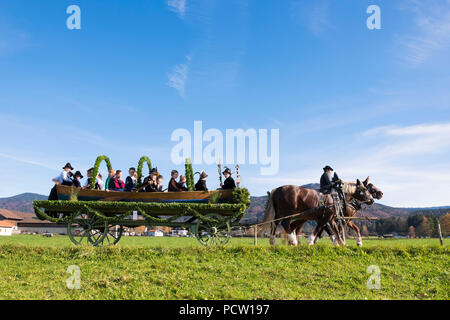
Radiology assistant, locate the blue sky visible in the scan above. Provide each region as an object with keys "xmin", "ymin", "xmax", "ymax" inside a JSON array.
[{"xmin": 0, "ymin": 0, "xmax": 449, "ymax": 207}]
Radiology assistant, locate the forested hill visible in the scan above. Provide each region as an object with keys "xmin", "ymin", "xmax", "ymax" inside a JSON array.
[{"xmin": 0, "ymin": 193, "xmax": 47, "ymax": 213}]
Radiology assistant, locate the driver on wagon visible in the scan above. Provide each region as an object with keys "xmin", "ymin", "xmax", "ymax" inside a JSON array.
[{"xmin": 320, "ymin": 165, "xmax": 341, "ymax": 195}]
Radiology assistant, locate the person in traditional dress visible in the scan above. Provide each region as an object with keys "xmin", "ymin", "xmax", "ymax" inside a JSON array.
[
  {"xmin": 155, "ymin": 175, "xmax": 164, "ymax": 192},
  {"xmin": 72, "ymin": 171, "xmax": 83, "ymax": 188},
  {"xmin": 221, "ymin": 167, "xmax": 236, "ymax": 190},
  {"xmin": 168, "ymin": 170, "xmax": 183, "ymax": 192},
  {"xmin": 125, "ymin": 167, "xmax": 137, "ymax": 192},
  {"xmin": 144, "ymin": 168, "xmax": 159, "ymax": 192},
  {"xmin": 97, "ymin": 174, "xmax": 105, "ymax": 190},
  {"xmin": 110, "ymin": 170, "xmax": 125, "ymax": 191},
  {"xmin": 48, "ymin": 162, "xmax": 74, "ymax": 201},
  {"xmin": 319, "ymin": 165, "xmax": 341, "ymax": 194},
  {"xmin": 194, "ymin": 171, "xmax": 208, "ymax": 191},
  {"xmin": 105, "ymin": 169, "xmax": 116, "ymax": 191},
  {"xmin": 83, "ymin": 168, "xmax": 100, "ymax": 190},
  {"xmin": 178, "ymin": 175, "xmax": 188, "ymax": 191}
]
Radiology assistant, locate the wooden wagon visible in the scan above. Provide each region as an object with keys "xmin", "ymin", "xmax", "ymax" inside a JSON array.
[{"xmin": 32, "ymin": 156, "xmax": 250, "ymax": 247}]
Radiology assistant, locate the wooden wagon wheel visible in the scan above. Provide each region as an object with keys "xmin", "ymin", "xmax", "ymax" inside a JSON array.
[
  {"xmin": 95, "ymin": 224, "xmax": 124, "ymax": 246},
  {"xmin": 195, "ymin": 213, "xmax": 231, "ymax": 246},
  {"xmin": 67, "ymin": 212, "xmax": 108, "ymax": 246}
]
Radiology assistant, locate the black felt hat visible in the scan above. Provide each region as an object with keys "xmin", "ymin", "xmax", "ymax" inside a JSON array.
[
  {"xmin": 323, "ymin": 165, "xmax": 333, "ymax": 171},
  {"xmin": 63, "ymin": 162, "xmax": 74, "ymax": 170},
  {"xmin": 73, "ymin": 171, "xmax": 83, "ymax": 179},
  {"xmin": 195, "ymin": 171, "xmax": 208, "ymax": 179},
  {"xmin": 222, "ymin": 167, "xmax": 232, "ymax": 175}
]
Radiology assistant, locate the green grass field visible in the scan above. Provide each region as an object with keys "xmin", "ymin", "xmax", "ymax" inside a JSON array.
[{"xmin": 0, "ymin": 235, "xmax": 448, "ymax": 300}]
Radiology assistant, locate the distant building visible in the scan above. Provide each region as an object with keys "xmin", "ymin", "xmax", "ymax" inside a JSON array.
[
  {"xmin": 0, "ymin": 220, "xmax": 16, "ymax": 236},
  {"xmin": 0, "ymin": 208, "xmax": 67, "ymax": 235},
  {"xmin": 147, "ymin": 230, "xmax": 164, "ymax": 237},
  {"xmin": 171, "ymin": 228, "xmax": 188, "ymax": 237}
]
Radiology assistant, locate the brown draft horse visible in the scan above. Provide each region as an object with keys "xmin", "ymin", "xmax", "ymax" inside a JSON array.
[
  {"xmin": 261, "ymin": 179, "xmax": 374, "ymax": 246},
  {"xmin": 301, "ymin": 177, "xmax": 383, "ymax": 246}
]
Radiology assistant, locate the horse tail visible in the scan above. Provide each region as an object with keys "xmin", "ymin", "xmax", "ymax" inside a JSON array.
[{"xmin": 259, "ymin": 189, "xmax": 276, "ymax": 236}]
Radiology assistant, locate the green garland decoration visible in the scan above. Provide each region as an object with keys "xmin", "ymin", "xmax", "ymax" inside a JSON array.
[
  {"xmin": 185, "ymin": 158, "xmax": 195, "ymax": 191},
  {"xmin": 33, "ymin": 200, "xmax": 247, "ymax": 224},
  {"xmin": 90, "ymin": 155, "xmax": 113, "ymax": 190},
  {"xmin": 230, "ymin": 187, "xmax": 251, "ymax": 209},
  {"xmin": 137, "ymin": 156, "xmax": 152, "ymax": 187}
]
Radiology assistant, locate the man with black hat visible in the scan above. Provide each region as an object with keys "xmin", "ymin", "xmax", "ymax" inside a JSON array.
[
  {"xmin": 52, "ymin": 163, "xmax": 74, "ymax": 186},
  {"xmin": 48, "ymin": 162, "xmax": 74, "ymax": 201},
  {"xmin": 320, "ymin": 165, "xmax": 341, "ymax": 194},
  {"xmin": 194, "ymin": 171, "xmax": 208, "ymax": 191},
  {"xmin": 221, "ymin": 167, "xmax": 236, "ymax": 190}
]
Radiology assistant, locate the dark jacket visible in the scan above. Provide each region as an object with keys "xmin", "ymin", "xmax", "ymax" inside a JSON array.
[
  {"xmin": 320, "ymin": 172, "xmax": 340, "ymax": 194},
  {"xmin": 168, "ymin": 178, "xmax": 183, "ymax": 192},
  {"xmin": 86, "ymin": 177, "xmax": 100, "ymax": 190},
  {"xmin": 195, "ymin": 179, "xmax": 208, "ymax": 191},
  {"xmin": 125, "ymin": 176, "xmax": 137, "ymax": 192},
  {"xmin": 72, "ymin": 179, "xmax": 82, "ymax": 188},
  {"xmin": 145, "ymin": 181, "xmax": 157, "ymax": 192},
  {"xmin": 222, "ymin": 176, "xmax": 236, "ymax": 190}
]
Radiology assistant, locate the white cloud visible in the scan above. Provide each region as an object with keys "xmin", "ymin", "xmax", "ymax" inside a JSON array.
[
  {"xmin": 166, "ymin": 56, "xmax": 191, "ymax": 98},
  {"xmin": 167, "ymin": 0, "xmax": 187, "ymax": 18},
  {"xmin": 399, "ymin": 0, "xmax": 450, "ymax": 66}
]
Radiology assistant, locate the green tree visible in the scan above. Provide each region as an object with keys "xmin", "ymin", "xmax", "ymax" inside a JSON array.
[{"xmin": 416, "ymin": 217, "xmax": 433, "ymax": 237}]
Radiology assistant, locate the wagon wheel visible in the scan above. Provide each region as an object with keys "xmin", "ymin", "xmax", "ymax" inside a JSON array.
[
  {"xmin": 95, "ymin": 224, "xmax": 124, "ymax": 246},
  {"xmin": 67, "ymin": 212, "xmax": 108, "ymax": 246},
  {"xmin": 195, "ymin": 214, "xmax": 231, "ymax": 246}
]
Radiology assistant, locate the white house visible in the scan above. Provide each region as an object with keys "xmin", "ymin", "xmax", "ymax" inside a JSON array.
[
  {"xmin": 0, "ymin": 220, "xmax": 16, "ymax": 236},
  {"xmin": 148, "ymin": 230, "xmax": 164, "ymax": 237}
]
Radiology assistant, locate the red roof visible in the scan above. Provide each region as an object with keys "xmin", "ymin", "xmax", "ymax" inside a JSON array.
[
  {"xmin": 0, "ymin": 209, "xmax": 24, "ymax": 220},
  {"xmin": 0, "ymin": 220, "xmax": 17, "ymax": 228}
]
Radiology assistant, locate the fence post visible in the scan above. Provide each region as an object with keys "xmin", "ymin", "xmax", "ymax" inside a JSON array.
[
  {"xmin": 254, "ymin": 226, "xmax": 258, "ymax": 246},
  {"xmin": 437, "ymin": 222, "xmax": 444, "ymax": 247}
]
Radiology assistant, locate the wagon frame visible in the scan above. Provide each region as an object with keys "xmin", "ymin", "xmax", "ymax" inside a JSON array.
[
  {"xmin": 32, "ymin": 155, "xmax": 250, "ymax": 247},
  {"xmin": 33, "ymin": 199, "xmax": 247, "ymax": 246}
]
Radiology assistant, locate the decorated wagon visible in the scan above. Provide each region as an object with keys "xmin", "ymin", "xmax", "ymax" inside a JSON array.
[{"xmin": 33, "ymin": 156, "xmax": 250, "ymax": 246}]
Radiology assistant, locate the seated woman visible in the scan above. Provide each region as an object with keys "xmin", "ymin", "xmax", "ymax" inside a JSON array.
[
  {"xmin": 105, "ymin": 169, "xmax": 116, "ymax": 191},
  {"xmin": 125, "ymin": 167, "xmax": 137, "ymax": 192},
  {"xmin": 72, "ymin": 171, "xmax": 83, "ymax": 188},
  {"xmin": 221, "ymin": 167, "xmax": 236, "ymax": 190},
  {"xmin": 178, "ymin": 175, "xmax": 188, "ymax": 191},
  {"xmin": 168, "ymin": 170, "xmax": 182, "ymax": 192},
  {"xmin": 154, "ymin": 175, "xmax": 164, "ymax": 192},
  {"xmin": 194, "ymin": 171, "xmax": 208, "ymax": 191},
  {"xmin": 109, "ymin": 170, "xmax": 125, "ymax": 191}
]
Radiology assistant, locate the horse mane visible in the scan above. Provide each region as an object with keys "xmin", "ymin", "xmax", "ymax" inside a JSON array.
[{"xmin": 342, "ymin": 182, "xmax": 356, "ymax": 194}]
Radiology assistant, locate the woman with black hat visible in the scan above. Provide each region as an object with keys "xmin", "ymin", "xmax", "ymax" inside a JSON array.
[
  {"xmin": 221, "ymin": 167, "xmax": 236, "ymax": 190},
  {"xmin": 194, "ymin": 171, "xmax": 208, "ymax": 191},
  {"xmin": 72, "ymin": 171, "xmax": 84, "ymax": 188}
]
